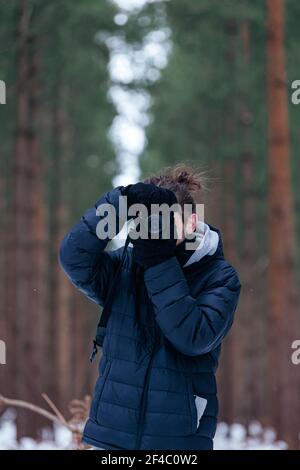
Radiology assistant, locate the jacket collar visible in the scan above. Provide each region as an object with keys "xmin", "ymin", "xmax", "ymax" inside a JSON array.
[{"xmin": 176, "ymin": 222, "xmax": 224, "ymax": 269}]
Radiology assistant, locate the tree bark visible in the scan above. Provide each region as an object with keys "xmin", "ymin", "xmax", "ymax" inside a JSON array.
[
  {"xmin": 236, "ymin": 20, "xmax": 263, "ymax": 426},
  {"xmin": 0, "ymin": 174, "xmax": 7, "ymax": 397},
  {"xmin": 47, "ymin": 82, "xmax": 73, "ymax": 414},
  {"xmin": 266, "ymin": 0, "xmax": 299, "ymax": 449},
  {"xmin": 9, "ymin": 0, "xmax": 48, "ymax": 438},
  {"xmin": 217, "ymin": 20, "xmax": 239, "ymax": 427}
]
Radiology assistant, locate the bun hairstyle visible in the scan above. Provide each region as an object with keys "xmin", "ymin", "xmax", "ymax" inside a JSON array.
[{"xmin": 144, "ymin": 164, "xmax": 206, "ymax": 211}]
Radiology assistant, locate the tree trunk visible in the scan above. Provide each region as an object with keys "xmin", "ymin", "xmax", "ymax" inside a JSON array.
[
  {"xmin": 0, "ymin": 174, "xmax": 7, "ymax": 395},
  {"xmin": 217, "ymin": 20, "xmax": 239, "ymax": 427},
  {"xmin": 10, "ymin": 0, "xmax": 48, "ymax": 438},
  {"xmin": 47, "ymin": 83, "xmax": 73, "ymax": 414},
  {"xmin": 236, "ymin": 20, "xmax": 263, "ymax": 426},
  {"xmin": 218, "ymin": 159, "xmax": 238, "ymax": 426},
  {"xmin": 266, "ymin": 0, "xmax": 299, "ymax": 449}
]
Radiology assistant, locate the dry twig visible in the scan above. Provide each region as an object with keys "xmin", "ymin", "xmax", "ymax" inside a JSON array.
[{"xmin": 0, "ymin": 393, "xmax": 92, "ymax": 449}]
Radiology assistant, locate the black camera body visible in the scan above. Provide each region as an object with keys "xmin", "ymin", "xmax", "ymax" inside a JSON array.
[{"xmin": 128, "ymin": 212, "xmax": 165, "ymax": 240}]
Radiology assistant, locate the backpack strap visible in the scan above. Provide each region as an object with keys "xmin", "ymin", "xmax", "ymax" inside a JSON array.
[{"xmin": 90, "ymin": 235, "xmax": 131, "ymax": 363}]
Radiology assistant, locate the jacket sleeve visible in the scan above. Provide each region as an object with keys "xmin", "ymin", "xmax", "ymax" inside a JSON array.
[
  {"xmin": 59, "ymin": 188, "xmax": 124, "ymax": 307},
  {"xmin": 144, "ymin": 257, "xmax": 241, "ymax": 356}
]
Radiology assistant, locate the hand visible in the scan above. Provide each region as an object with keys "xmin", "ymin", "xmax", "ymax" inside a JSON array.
[
  {"xmin": 131, "ymin": 235, "xmax": 177, "ymax": 269},
  {"xmin": 127, "ymin": 184, "xmax": 178, "ymax": 269}
]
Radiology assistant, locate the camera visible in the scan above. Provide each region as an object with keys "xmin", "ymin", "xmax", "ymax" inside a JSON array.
[
  {"xmin": 128, "ymin": 212, "xmax": 169, "ymax": 241},
  {"xmin": 147, "ymin": 213, "xmax": 163, "ymax": 236}
]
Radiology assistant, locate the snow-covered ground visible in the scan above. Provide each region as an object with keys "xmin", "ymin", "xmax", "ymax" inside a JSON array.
[
  {"xmin": 0, "ymin": 409, "xmax": 287, "ymax": 450},
  {"xmin": 214, "ymin": 422, "xmax": 287, "ymax": 450}
]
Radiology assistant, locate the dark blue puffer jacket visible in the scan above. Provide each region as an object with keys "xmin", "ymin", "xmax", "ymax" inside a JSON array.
[{"xmin": 59, "ymin": 188, "xmax": 241, "ymax": 450}]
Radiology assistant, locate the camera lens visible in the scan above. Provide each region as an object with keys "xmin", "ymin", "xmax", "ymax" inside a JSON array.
[{"xmin": 148, "ymin": 213, "xmax": 162, "ymax": 235}]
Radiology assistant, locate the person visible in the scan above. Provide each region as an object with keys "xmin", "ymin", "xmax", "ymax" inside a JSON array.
[{"xmin": 59, "ymin": 164, "xmax": 241, "ymax": 450}]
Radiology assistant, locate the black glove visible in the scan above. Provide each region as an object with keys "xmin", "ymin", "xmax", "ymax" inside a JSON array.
[
  {"xmin": 131, "ymin": 234, "xmax": 177, "ymax": 269},
  {"xmin": 127, "ymin": 184, "xmax": 178, "ymax": 269}
]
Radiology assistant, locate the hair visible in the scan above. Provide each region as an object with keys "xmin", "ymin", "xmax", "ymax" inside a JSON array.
[{"xmin": 143, "ymin": 163, "xmax": 207, "ymax": 211}]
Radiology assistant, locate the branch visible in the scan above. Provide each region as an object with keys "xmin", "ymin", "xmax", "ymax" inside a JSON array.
[
  {"xmin": 42, "ymin": 393, "xmax": 67, "ymax": 426},
  {"xmin": 0, "ymin": 394, "xmax": 76, "ymax": 432}
]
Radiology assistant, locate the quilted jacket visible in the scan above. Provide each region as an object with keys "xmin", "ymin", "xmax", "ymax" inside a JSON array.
[{"xmin": 59, "ymin": 188, "xmax": 241, "ymax": 450}]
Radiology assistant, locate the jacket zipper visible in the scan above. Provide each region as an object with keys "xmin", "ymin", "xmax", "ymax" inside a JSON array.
[
  {"xmin": 187, "ymin": 378, "xmax": 197, "ymax": 434},
  {"xmin": 134, "ymin": 323, "xmax": 160, "ymax": 450},
  {"xmin": 178, "ymin": 354, "xmax": 197, "ymax": 434},
  {"xmin": 94, "ymin": 359, "xmax": 111, "ymax": 424}
]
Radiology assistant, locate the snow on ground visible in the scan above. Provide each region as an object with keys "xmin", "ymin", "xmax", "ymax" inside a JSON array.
[
  {"xmin": 0, "ymin": 409, "xmax": 287, "ymax": 450},
  {"xmin": 214, "ymin": 422, "xmax": 287, "ymax": 450},
  {"xmin": 0, "ymin": 409, "xmax": 73, "ymax": 450}
]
